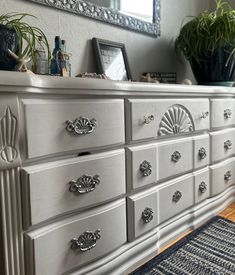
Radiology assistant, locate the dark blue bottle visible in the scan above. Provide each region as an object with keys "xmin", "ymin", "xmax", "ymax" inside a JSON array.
[{"xmin": 50, "ymin": 36, "xmax": 62, "ymax": 76}]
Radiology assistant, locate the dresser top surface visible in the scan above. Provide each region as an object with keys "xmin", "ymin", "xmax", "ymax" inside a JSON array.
[{"xmin": 0, "ymin": 71, "xmax": 234, "ymax": 97}]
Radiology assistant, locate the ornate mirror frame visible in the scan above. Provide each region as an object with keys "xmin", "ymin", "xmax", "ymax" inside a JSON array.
[{"xmin": 27, "ymin": 0, "xmax": 161, "ymax": 36}]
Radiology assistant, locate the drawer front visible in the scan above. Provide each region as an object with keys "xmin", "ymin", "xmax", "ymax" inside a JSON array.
[
  {"xmin": 193, "ymin": 134, "xmax": 210, "ymax": 169},
  {"xmin": 126, "ymin": 145, "xmax": 157, "ymax": 190},
  {"xmin": 21, "ymin": 149, "xmax": 125, "ymax": 227},
  {"xmin": 25, "ymin": 199, "xmax": 126, "ymax": 275},
  {"xmin": 157, "ymin": 138, "xmax": 193, "ymax": 180},
  {"xmin": 127, "ymin": 187, "xmax": 158, "ymax": 241},
  {"xmin": 210, "ymin": 128, "xmax": 235, "ymax": 163},
  {"xmin": 210, "ymin": 158, "xmax": 235, "ymax": 196},
  {"xmin": 211, "ymin": 98, "xmax": 235, "ymax": 129},
  {"xmin": 158, "ymin": 175, "xmax": 194, "ymax": 223},
  {"xmin": 22, "ymin": 99, "xmax": 124, "ymax": 158},
  {"xmin": 127, "ymin": 99, "xmax": 209, "ymax": 141},
  {"xmin": 194, "ymin": 168, "xmax": 210, "ymax": 204}
]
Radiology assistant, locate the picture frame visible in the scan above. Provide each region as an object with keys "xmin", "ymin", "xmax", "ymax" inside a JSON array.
[{"xmin": 92, "ymin": 38, "xmax": 132, "ymax": 81}]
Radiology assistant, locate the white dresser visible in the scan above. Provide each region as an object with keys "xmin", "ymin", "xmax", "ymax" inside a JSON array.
[{"xmin": 0, "ymin": 72, "xmax": 235, "ymax": 275}]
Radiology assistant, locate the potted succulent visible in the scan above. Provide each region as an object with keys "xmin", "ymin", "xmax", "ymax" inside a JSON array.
[
  {"xmin": 175, "ymin": 0, "xmax": 235, "ymax": 85},
  {"xmin": 0, "ymin": 13, "xmax": 50, "ymax": 72}
]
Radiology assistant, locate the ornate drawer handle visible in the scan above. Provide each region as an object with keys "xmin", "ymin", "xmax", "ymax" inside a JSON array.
[
  {"xmin": 143, "ymin": 115, "xmax": 154, "ymax": 124},
  {"xmin": 199, "ymin": 181, "xmax": 207, "ymax": 193},
  {"xmin": 66, "ymin": 117, "xmax": 97, "ymax": 135},
  {"xmin": 71, "ymin": 230, "xmax": 101, "ymax": 252},
  {"xmin": 224, "ymin": 140, "xmax": 232, "ymax": 150},
  {"xmin": 139, "ymin": 160, "xmax": 152, "ymax": 177},
  {"xmin": 200, "ymin": 111, "xmax": 209, "ymax": 119},
  {"xmin": 141, "ymin": 207, "xmax": 154, "ymax": 224},
  {"xmin": 69, "ymin": 175, "xmax": 100, "ymax": 194},
  {"xmin": 172, "ymin": 190, "xmax": 182, "ymax": 203},
  {"xmin": 171, "ymin": 151, "xmax": 181, "ymax": 162},
  {"xmin": 224, "ymin": 170, "xmax": 232, "ymax": 181},
  {"xmin": 224, "ymin": 109, "xmax": 232, "ymax": 119},
  {"xmin": 198, "ymin": 147, "xmax": 207, "ymax": 160}
]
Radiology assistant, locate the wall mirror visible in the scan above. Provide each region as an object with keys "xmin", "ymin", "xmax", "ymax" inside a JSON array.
[{"xmin": 27, "ymin": 0, "xmax": 161, "ymax": 36}]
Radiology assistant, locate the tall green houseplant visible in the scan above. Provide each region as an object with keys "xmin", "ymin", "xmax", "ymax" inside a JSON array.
[
  {"xmin": 175, "ymin": 0, "xmax": 235, "ymax": 84},
  {"xmin": 0, "ymin": 13, "xmax": 50, "ymax": 72}
]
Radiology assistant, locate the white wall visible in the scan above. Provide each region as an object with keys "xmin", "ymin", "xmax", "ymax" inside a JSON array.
[{"xmin": 0, "ymin": 0, "xmax": 210, "ymax": 82}]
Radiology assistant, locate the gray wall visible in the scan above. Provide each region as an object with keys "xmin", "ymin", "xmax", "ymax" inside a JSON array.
[{"xmin": 0, "ymin": 0, "xmax": 210, "ymax": 82}]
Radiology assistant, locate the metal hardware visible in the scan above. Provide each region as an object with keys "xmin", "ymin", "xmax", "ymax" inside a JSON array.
[
  {"xmin": 141, "ymin": 207, "xmax": 154, "ymax": 224},
  {"xmin": 69, "ymin": 175, "xmax": 100, "ymax": 194},
  {"xmin": 71, "ymin": 230, "xmax": 101, "ymax": 252},
  {"xmin": 66, "ymin": 116, "xmax": 97, "ymax": 135},
  {"xmin": 224, "ymin": 140, "xmax": 232, "ymax": 150},
  {"xmin": 224, "ymin": 170, "xmax": 232, "ymax": 181},
  {"xmin": 200, "ymin": 111, "xmax": 209, "ymax": 119},
  {"xmin": 171, "ymin": 151, "xmax": 181, "ymax": 163},
  {"xmin": 198, "ymin": 147, "xmax": 207, "ymax": 160},
  {"xmin": 139, "ymin": 160, "xmax": 152, "ymax": 177},
  {"xmin": 224, "ymin": 109, "xmax": 232, "ymax": 119},
  {"xmin": 143, "ymin": 115, "xmax": 154, "ymax": 124},
  {"xmin": 199, "ymin": 181, "xmax": 207, "ymax": 193},
  {"xmin": 172, "ymin": 190, "xmax": 182, "ymax": 203}
]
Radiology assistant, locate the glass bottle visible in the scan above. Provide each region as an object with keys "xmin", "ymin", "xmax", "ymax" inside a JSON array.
[
  {"xmin": 34, "ymin": 36, "xmax": 48, "ymax": 75},
  {"xmin": 50, "ymin": 36, "xmax": 62, "ymax": 76},
  {"xmin": 61, "ymin": 40, "xmax": 71, "ymax": 77}
]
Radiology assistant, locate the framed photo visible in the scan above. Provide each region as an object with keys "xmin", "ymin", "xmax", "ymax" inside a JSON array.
[{"xmin": 92, "ymin": 38, "xmax": 132, "ymax": 81}]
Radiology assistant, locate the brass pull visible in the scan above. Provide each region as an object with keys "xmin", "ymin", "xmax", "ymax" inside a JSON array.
[
  {"xmin": 71, "ymin": 230, "xmax": 101, "ymax": 252},
  {"xmin": 171, "ymin": 151, "xmax": 181, "ymax": 162},
  {"xmin": 66, "ymin": 117, "xmax": 97, "ymax": 135},
  {"xmin": 172, "ymin": 190, "xmax": 182, "ymax": 203},
  {"xmin": 199, "ymin": 181, "xmax": 207, "ymax": 193},
  {"xmin": 141, "ymin": 207, "xmax": 154, "ymax": 224},
  {"xmin": 139, "ymin": 160, "xmax": 152, "ymax": 177},
  {"xmin": 69, "ymin": 175, "xmax": 100, "ymax": 194},
  {"xmin": 143, "ymin": 115, "xmax": 154, "ymax": 124},
  {"xmin": 198, "ymin": 147, "xmax": 207, "ymax": 160}
]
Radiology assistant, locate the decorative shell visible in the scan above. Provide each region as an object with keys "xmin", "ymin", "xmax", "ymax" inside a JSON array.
[{"xmin": 158, "ymin": 105, "xmax": 194, "ymax": 136}]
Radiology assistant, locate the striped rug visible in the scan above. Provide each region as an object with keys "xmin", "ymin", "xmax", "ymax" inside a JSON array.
[{"xmin": 130, "ymin": 217, "xmax": 235, "ymax": 275}]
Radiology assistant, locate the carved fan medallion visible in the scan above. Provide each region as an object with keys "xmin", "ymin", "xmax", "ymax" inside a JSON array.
[{"xmin": 158, "ymin": 105, "xmax": 194, "ymax": 136}]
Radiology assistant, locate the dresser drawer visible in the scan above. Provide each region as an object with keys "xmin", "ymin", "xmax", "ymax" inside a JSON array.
[
  {"xmin": 194, "ymin": 168, "xmax": 210, "ymax": 204},
  {"xmin": 126, "ymin": 98, "xmax": 209, "ymax": 141},
  {"xmin": 158, "ymin": 175, "xmax": 194, "ymax": 223},
  {"xmin": 127, "ymin": 187, "xmax": 158, "ymax": 241},
  {"xmin": 157, "ymin": 137, "xmax": 193, "ymax": 180},
  {"xmin": 126, "ymin": 144, "xmax": 157, "ymax": 190},
  {"xmin": 210, "ymin": 128, "xmax": 235, "ymax": 163},
  {"xmin": 21, "ymin": 149, "xmax": 125, "ymax": 227},
  {"xmin": 25, "ymin": 199, "xmax": 126, "ymax": 275},
  {"xmin": 210, "ymin": 158, "xmax": 235, "ymax": 196},
  {"xmin": 193, "ymin": 134, "xmax": 210, "ymax": 169},
  {"xmin": 22, "ymin": 99, "xmax": 125, "ymax": 159},
  {"xmin": 210, "ymin": 98, "xmax": 235, "ymax": 129}
]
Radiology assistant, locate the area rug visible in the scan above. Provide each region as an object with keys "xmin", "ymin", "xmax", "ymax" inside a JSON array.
[{"xmin": 130, "ymin": 216, "xmax": 235, "ymax": 275}]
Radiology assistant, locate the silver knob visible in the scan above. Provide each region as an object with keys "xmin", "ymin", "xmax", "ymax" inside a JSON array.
[
  {"xmin": 143, "ymin": 115, "xmax": 154, "ymax": 124},
  {"xmin": 224, "ymin": 140, "xmax": 232, "ymax": 150},
  {"xmin": 71, "ymin": 230, "xmax": 101, "ymax": 252},
  {"xmin": 141, "ymin": 207, "xmax": 154, "ymax": 224},
  {"xmin": 172, "ymin": 190, "xmax": 182, "ymax": 202},
  {"xmin": 199, "ymin": 181, "xmax": 207, "ymax": 193},
  {"xmin": 200, "ymin": 112, "xmax": 209, "ymax": 119},
  {"xmin": 69, "ymin": 175, "xmax": 100, "ymax": 194},
  {"xmin": 171, "ymin": 151, "xmax": 181, "ymax": 162},
  {"xmin": 139, "ymin": 160, "xmax": 152, "ymax": 177},
  {"xmin": 66, "ymin": 117, "xmax": 97, "ymax": 135},
  {"xmin": 198, "ymin": 147, "xmax": 207, "ymax": 160},
  {"xmin": 224, "ymin": 170, "xmax": 232, "ymax": 181},
  {"xmin": 224, "ymin": 109, "xmax": 232, "ymax": 119}
]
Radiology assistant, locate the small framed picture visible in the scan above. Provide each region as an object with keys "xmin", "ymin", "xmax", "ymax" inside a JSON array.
[{"xmin": 92, "ymin": 38, "xmax": 132, "ymax": 81}]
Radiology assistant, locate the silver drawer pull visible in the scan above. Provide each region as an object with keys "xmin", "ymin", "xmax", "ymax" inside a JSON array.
[
  {"xmin": 71, "ymin": 230, "xmax": 101, "ymax": 252},
  {"xmin": 172, "ymin": 190, "xmax": 182, "ymax": 203},
  {"xmin": 198, "ymin": 147, "xmax": 207, "ymax": 160},
  {"xmin": 199, "ymin": 181, "xmax": 207, "ymax": 193},
  {"xmin": 144, "ymin": 115, "xmax": 154, "ymax": 124},
  {"xmin": 224, "ymin": 109, "xmax": 232, "ymax": 119},
  {"xmin": 141, "ymin": 207, "xmax": 154, "ymax": 224},
  {"xmin": 139, "ymin": 160, "xmax": 152, "ymax": 177},
  {"xmin": 66, "ymin": 117, "xmax": 97, "ymax": 135},
  {"xmin": 171, "ymin": 151, "xmax": 181, "ymax": 162},
  {"xmin": 224, "ymin": 140, "xmax": 232, "ymax": 150},
  {"xmin": 69, "ymin": 175, "xmax": 100, "ymax": 194},
  {"xmin": 200, "ymin": 111, "xmax": 209, "ymax": 119},
  {"xmin": 224, "ymin": 170, "xmax": 232, "ymax": 181}
]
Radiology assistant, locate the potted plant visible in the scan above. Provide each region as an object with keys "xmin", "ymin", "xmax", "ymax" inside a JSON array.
[
  {"xmin": 0, "ymin": 13, "xmax": 50, "ymax": 72},
  {"xmin": 175, "ymin": 0, "xmax": 235, "ymax": 85}
]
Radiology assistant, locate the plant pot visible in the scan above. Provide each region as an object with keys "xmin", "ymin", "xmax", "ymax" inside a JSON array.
[
  {"xmin": 0, "ymin": 25, "xmax": 19, "ymax": 70},
  {"xmin": 190, "ymin": 47, "xmax": 235, "ymax": 84}
]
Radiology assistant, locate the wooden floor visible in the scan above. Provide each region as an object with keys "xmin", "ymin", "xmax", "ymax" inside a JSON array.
[{"xmin": 128, "ymin": 203, "xmax": 235, "ymax": 274}]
